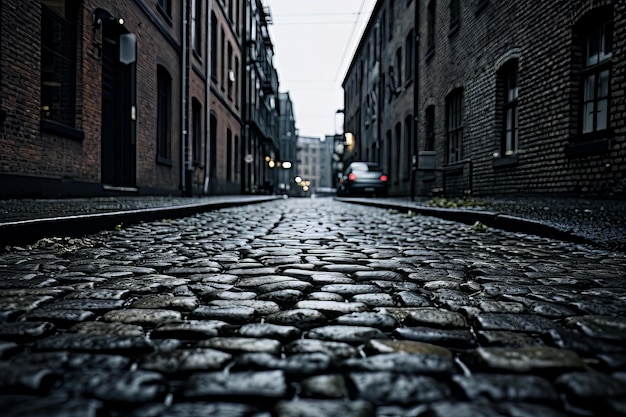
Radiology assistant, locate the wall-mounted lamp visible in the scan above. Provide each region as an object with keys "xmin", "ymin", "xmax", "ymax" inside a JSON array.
[
  {"xmin": 92, "ymin": 8, "xmax": 124, "ymax": 31},
  {"xmin": 92, "ymin": 8, "xmax": 111, "ymax": 32}
]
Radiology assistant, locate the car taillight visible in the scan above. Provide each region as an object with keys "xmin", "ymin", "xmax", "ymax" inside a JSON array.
[
  {"xmin": 380, "ymin": 174, "xmax": 388, "ymax": 182},
  {"xmin": 348, "ymin": 173, "xmax": 357, "ymax": 181}
]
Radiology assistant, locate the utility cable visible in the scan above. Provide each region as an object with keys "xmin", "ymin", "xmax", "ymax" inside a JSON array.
[{"xmin": 333, "ymin": 0, "xmax": 367, "ymax": 83}]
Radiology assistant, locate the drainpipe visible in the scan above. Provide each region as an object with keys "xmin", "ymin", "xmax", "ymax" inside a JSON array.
[
  {"xmin": 182, "ymin": 0, "xmax": 191, "ymax": 196},
  {"xmin": 204, "ymin": 0, "xmax": 213, "ymax": 194},
  {"xmin": 411, "ymin": 0, "xmax": 420, "ymax": 200}
]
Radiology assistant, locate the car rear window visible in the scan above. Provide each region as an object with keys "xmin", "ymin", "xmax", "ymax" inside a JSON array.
[{"xmin": 351, "ymin": 162, "xmax": 380, "ymax": 172}]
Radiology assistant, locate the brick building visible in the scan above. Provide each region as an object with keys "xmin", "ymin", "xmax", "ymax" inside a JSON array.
[
  {"xmin": 209, "ymin": 0, "xmax": 245, "ymax": 195},
  {"xmin": 278, "ymin": 91, "xmax": 297, "ymax": 195},
  {"xmin": 0, "ymin": 0, "xmax": 279, "ymax": 198},
  {"xmin": 343, "ymin": 0, "xmax": 625, "ymax": 198},
  {"xmin": 242, "ymin": 0, "xmax": 280, "ymax": 195}
]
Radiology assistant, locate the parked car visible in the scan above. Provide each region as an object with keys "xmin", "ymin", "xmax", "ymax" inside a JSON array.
[{"xmin": 337, "ymin": 162, "xmax": 388, "ymax": 197}]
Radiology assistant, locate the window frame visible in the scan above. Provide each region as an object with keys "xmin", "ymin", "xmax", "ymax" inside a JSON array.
[
  {"xmin": 426, "ymin": 0, "xmax": 436, "ymax": 60},
  {"xmin": 446, "ymin": 89, "xmax": 463, "ymax": 165},
  {"xmin": 40, "ymin": 0, "xmax": 82, "ymax": 138},
  {"xmin": 405, "ymin": 30, "xmax": 415, "ymax": 83},
  {"xmin": 501, "ymin": 62, "xmax": 519, "ymax": 157},
  {"xmin": 192, "ymin": 0, "xmax": 202, "ymax": 55},
  {"xmin": 156, "ymin": 66, "xmax": 173, "ymax": 165},
  {"xmin": 192, "ymin": 98, "xmax": 203, "ymax": 166},
  {"xmin": 580, "ymin": 19, "xmax": 612, "ymax": 138},
  {"xmin": 404, "ymin": 115, "xmax": 413, "ymax": 180},
  {"xmin": 157, "ymin": 0, "xmax": 172, "ymax": 19},
  {"xmin": 425, "ymin": 106, "xmax": 435, "ymax": 151},
  {"xmin": 211, "ymin": 13, "xmax": 218, "ymax": 80},
  {"xmin": 449, "ymin": 0, "xmax": 460, "ymax": 37}
]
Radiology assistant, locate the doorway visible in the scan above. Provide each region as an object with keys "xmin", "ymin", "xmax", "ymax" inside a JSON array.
[{"xmin": 101, "ymin": 19, "xmax": 136, "ymax": 189}]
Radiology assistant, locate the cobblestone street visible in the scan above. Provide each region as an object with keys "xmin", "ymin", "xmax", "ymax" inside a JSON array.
[{"xmin": 1, "ymin": 197, "xmax": 625, "ymax": 417}]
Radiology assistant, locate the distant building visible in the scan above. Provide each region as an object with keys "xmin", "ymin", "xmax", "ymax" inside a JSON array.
[
  {"xmin": 296, "ymin": 136, "xmax": 325, "ymax": 195},
  {"xmin": 343, "ymin": 0, "xmax": 625, "ymax": 198},
  {"xmin": 278, "ymin": 92, "xmax": 298, "ymax": 195}
]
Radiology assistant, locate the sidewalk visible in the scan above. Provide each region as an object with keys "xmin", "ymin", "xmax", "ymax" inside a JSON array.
[
  {"xmin": 0, "ymin": 195, "xmax": 283, "ymax": 248},
  {"xmin": 337, "ymin": 195, "xmax": 626, "ymax": 253},
  {"xmin": 1, "ymin": 194, "xmax": 624, "ymax": 252}
]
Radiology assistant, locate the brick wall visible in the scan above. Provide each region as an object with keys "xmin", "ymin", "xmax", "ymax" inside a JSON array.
[
  {"xmin": 0, "ymin": 0, "xmax": 190, "ymax": 197},
  {"xmin": 411, "ymin": 0, "xmax": 626, "ymax": 197},
  {"xmin": 1, "ymin": 0, "xmax": 47, "ymax": 178}
]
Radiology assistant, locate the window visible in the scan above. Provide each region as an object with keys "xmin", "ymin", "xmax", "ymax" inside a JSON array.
[
  {"xmin": 158, "ymin": 0, "xmax": 171, "ymax": 18},
  {"xmin": 211, "ymin": 13, "xmax": 218, "ymax": 79},
  {"xmin": 227, "ymin": 129, "xmax": 233, "ymax": 182},
  {"xmin": 220, "ymin": 28, "xmax": 226, "ymax": 89},
  {"xmin": 157, "ymin": 66, "xmax": 172, "ymax": 164},
  {"xmin": 395, "ymin": 122, "xmax": 402, "ymax": 181},
  {"xmin": 449, "ymin": 0, "xmax": 460, "ymax": 35},
  {"xmin": 405, "ymin": 30, "xmax": 414, "ymax": 82},
  {"xmin": 235, "ymin": 1, "xmax": 240, "ymax": 34},
  {"xmin": 395, "ymin": 48, "xmax": 403, "ymax": 87},
  {"xmin": 388, "ymin": 0, "xmax": 395, "ymax": 39},
  {"xmin": 404, "ymin": 115, "xmax": 413, "ymax": 178},
  {"xmin": 209, "ymin": 114, "xmax": 217, "ymax": 179},
  {"xmin": 192, "ymin": 0, "xmax": 202, "ymax": 54},
  {"xmin": 228, "ymin": 43, "xmax": 234, "ymax": 99},
  {"xmin": 41, "ymin": 0, "xmax": 78, "ymax": 129},
  {"xmin": 234, "ymin": 57, "xmax": 240, "ymax": 107},
  {"xmin": 426, "ymin": 0, "xmax": 436, "ymax": 57},
  {"xmin": 425, "ymin": 106, "xmax": 435, "ymax": 151},
  {"xmin": 235, "ymin": 135, "xmax": 241, "ymax": 176},
  {"xmin": 581, "ymin": 19, "xmax": 612, "ymax": 136},
  {"xmin": 446, "ymin": 89, "xmax": 463, "ymax": 164},
  {"xmin": 382, "ymin": 11, "xmax": 387, "ymax": 43},
  {"xmin": 499, "ymin": 62, "xmax": 519, "ymax": 156},
  {"xmin": 192, "ymin": 99, "xmax": 203, "ymax": 165}
]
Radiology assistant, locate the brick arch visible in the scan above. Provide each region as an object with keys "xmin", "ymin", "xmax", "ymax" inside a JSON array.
[
  {"xmin": 494, "ymin": 48, "xmax": 521, "ymax": 73},
  {"xmin": 569, "ymin": 0, "xmax": 613, "ymax": 27}
]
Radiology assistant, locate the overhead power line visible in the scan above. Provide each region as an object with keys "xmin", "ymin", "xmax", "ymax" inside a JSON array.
[{"xmin": 333, "ymin": 0, "xmax": 367, "ymax": 83}]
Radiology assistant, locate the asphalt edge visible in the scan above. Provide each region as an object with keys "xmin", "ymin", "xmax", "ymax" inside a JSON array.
[
  {"xmin": 335, "ymin": 197, "xmax": 598, "ymax": 249},
  {"xmin": 0, "ymin": 196, "xmax": 282, "ymax": 249}
]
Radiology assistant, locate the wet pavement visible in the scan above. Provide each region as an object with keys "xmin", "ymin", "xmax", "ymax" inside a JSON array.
[{"xmin": 0, "ymin": 197, "xmax": 626, "ymax": 416}]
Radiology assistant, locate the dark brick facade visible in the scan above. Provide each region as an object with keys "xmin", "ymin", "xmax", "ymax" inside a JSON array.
[
  {"xmin": 0, "ymin": 0, "xmax": 249, "ymax": 198},
  {"xmin": 343, "ymin": 0, "xmax": 626, "ymax": 198}
]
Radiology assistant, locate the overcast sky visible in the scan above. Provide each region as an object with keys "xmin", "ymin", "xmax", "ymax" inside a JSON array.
[{"xmin": 265, "ymin": 0, "xmax": 377, "ymax": 139}]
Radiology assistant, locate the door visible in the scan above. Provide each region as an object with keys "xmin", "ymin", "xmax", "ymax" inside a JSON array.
[{"xmin": 101, "ymin": 20, "xmax": 136, "ymax": 188}]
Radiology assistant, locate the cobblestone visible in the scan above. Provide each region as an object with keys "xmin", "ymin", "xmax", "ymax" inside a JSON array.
[{"xmin": 0, "ymin": 197, "xmax": 625, "ymax": 416}]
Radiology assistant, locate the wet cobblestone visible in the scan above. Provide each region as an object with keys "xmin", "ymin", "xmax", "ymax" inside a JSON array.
[{"xmin": 0, "ymin": 198, "xmax": 625, "ymax": 416}]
